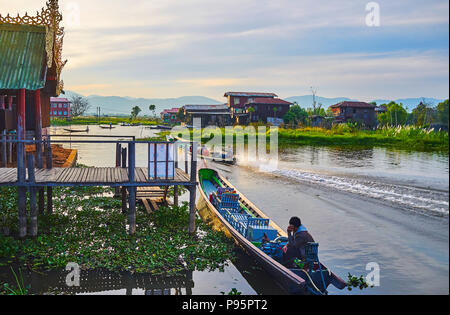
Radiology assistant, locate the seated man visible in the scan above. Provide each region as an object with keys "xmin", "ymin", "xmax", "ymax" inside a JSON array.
[{"xmin": 282, "ymin": 216, "xmax": 314, "ymax": 267}]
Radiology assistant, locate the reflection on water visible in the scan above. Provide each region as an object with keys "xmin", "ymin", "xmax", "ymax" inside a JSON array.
[{"xmin": 0, "ymin": 266, "xmax": 193, "ymax": 295}]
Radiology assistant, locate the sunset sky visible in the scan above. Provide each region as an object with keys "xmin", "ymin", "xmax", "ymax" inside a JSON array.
[{"xmin": 2, "ymin": 0, "xmax": 449, "ymax": 101}]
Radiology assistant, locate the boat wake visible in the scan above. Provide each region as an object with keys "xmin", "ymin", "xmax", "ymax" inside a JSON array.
[{"xmin": 258, "ymin": 167, "xmax": 449, "ymax": 217}]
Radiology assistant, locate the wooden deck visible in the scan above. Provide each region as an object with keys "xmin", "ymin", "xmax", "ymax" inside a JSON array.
[{"xmin": 0, "ymin": 167, "xmax": 192, "ymax": 187}]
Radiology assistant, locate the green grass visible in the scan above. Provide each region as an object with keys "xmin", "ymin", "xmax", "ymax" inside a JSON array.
[
  {"xmin": 165, "ymin": 125, "xmax": 449, "ymax": 152},
  {"xmin": 50, "ymin": 116, "xmax": 161, "ymax": 126}
]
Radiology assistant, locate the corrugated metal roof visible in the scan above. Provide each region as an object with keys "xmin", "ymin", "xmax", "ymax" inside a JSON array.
[
  {"xmin": 247, "ymin": 98, "xmax": 292, "ymax": 105},
  {"xmin": 50, "ymin": 97, "xmax": 70, "ymax": 102},
  {"xmin": 184, "ymin": 104, "xmax": 229, "ymax": 111},
  {"xmin": 0, "ymin": 23, "xmax": 47, "ymax": 90},
  {"xmin": 330, "ymin": 101, "xmax": 376, "ymax": 108},
  {"xmin": 224, "ymin": 92, "xmax": 278, "ymax": 97}
]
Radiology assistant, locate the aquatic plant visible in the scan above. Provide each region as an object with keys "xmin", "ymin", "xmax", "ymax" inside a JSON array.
[
  {"xmin": 221, "ymin": 288, "xmax": 242, "ymax": 295},
  {"xmin": 0, "ymin": 186, "xmax": 234, "ymax": 275},
  {"xmin": 346, "ymin": 273, "xmax": 372, "ymax": 291},
  {"xmin": 1, "ymin": 267, "xmax": 29, "ymax": 295}
]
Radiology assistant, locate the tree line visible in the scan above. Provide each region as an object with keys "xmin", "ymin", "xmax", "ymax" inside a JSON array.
[{"xmin": 282, "ymin": 100, "xmax": 449, "ymax": 129}]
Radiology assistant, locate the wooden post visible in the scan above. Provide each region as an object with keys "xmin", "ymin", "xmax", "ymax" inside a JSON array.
[
  {"xmin": 45, "ymin": 137, "xmax": 53, "ymax": 214},
  {"xmin": 174, "ymin": 145, "xmax": 179, "ymax": 206},
  {"xmin": 18, "ymin": 187, "xmax": 27, "ymax": 238},
  {"xmin": 174, "ymin": 186, "xmax": 179, "ymax": 207},
  {"xmin": 17, "ymin": 89, "xmax": 26, "ymax": 181},
  {"xmin": 128, "ymin": 142, "xmax": 136, "ymax": 235},
  {"xmin": 184, "ymin": 143, "xmax": 189, "ymax": 174},
  {"xmin": 114, "ymin": 143, "xmax": 122, "ymax": 197},
  {"xmin": 17, "ymin": 89, "xmax": 27, "ymax": 238},
  {"xmin": 1, "ymin": 130, "xmax": 6, "ymax": 167},
  {"xmin": 121, "ymin": 147, "xmax": 127, "ymax": 214},
  {"xmin": 27, "ymin": 154, "xmax": 38, "ymax": 237},
  {"xmin": 34, "ymin": 90, "xmax": 45, "ymax": 215},
  {"xmin": 8, "ymin": 134, "xmax": 13, "ymax": 164},
  {"xmin": 34, "ymin": 90, "xmax": 43, "ymax": 167},
  {"xmin": 188, "ymin": 142, "xmax": 198, "ymax": 235}
]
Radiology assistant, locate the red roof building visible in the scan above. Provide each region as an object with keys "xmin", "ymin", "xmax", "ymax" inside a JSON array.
[
  {"xmin": 329, "ymin": 101, "xmax": 377, "ymax": 127},
  {"xmin": 223, "ymin": 91, "xmax": 291, "ymax": 124},
  {"xmin": 160, "ymin": 107, "xmax": 180, "ymax": 124},
  {"xmin": 50, "ymin": 97, "xmax": 71, "ymax": 119}
]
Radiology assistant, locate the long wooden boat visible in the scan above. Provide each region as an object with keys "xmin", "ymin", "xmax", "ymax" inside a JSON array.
[
  {"xmin": 99, "ymin": 125, "xmax": 116, "ymax": 129},
  {"xmin": 196, "ymin": 168, "xmax": 347, "ymax": 295},
  {"xmin": 196, "ymin": 152, "xmax": 236, "ymax": 165},
  {"xmin": 63, "ymin": 127, "xmax": 89, "ymax": 133}
]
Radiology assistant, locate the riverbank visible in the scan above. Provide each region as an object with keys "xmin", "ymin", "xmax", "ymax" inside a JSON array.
[
  {"xmin": 0, "ymin": 184, "xmax": 234, "ymax": 293},
  {"xmin": 50, "ymin": 116, "xmax": 160, "ymax": 126},
  {"xmin": 163, "ymin": 125, "xmax": 449, "ymax": 152},
  {"xmin": 277, "ymin": 126, "xmax": 449, "ymax": 152}
]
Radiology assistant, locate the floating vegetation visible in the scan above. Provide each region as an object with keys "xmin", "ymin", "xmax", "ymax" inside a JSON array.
[
  {"xmin": 0, "ymin": 186, "xmax": 234, "ymax": 277},
  {"xmin": 346, "ymin": 273, "xmax": 373, "ymax": 291}
]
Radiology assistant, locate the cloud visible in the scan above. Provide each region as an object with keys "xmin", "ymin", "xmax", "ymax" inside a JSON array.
[{"xmin": 2, "ymin": 0, "xmax": 448, "ymax": 100}]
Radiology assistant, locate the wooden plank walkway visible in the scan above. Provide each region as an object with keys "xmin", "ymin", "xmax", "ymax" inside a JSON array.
[{"xmin": 0, "ymin": 167, "xmax": 192, "ymax": 187}]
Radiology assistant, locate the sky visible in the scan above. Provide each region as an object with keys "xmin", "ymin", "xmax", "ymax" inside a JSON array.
[{"xmin": 2, "ymin": 0, "xmax": 449, "ymax": 101}]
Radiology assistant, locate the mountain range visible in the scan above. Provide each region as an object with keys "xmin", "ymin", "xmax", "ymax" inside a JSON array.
[{"xmin": 64, "ymin": 90, "xmax": 446, "ymax": 115}]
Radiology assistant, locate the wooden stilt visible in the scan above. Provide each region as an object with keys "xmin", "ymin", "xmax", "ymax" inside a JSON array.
[
  {"xmin": 1, "ymin": 130, "xmax": 6, "ymax": 167},
  {"xmin": 128, "ymin": 142, "xmax": 136, "ymax": 235},
  {"xmin": 27, "ymin": 154, "xmax": 37, "ymax": 237},
  {"xmin": 121, "ymin": 147, "xmax": 127, "ymax": 214},
  {"xmin": 34, "ymin": 89, "xmax": 45, "ymax": 215},
  {"xmin": 188, "ymin": 186, "xmax": 197, "ymax": 235},
  {"xmin": 45, "ymin": 137, "xmax": 53, "ymax": 214},
  {"xmin": 17, "ymin": 89, "xmax": 27, "ymax": 238},
  {"xmin": 188, "ymin": 142, "xmax": 198, "ymax": 235},
  {"xmin": 128, "ymin": 187, "xmax": 136, "ymax": 235},
  {"xmin": 38, "ymin": 188, "xmax": 45, "ymax": 215},
  {"xmin": 122, "ymin": 188, "xmax": 127, "ymax": 214},
  {"xmin": 114, "ymin": 143, "xmax": 121, "ymax": 197},
  {"xmin": 18, "ymin": 187, "xmax": 27, "ymax": 238},
  {"xmin": 173, "ymin": 186, "xmax": 179, "ymax": 207}
]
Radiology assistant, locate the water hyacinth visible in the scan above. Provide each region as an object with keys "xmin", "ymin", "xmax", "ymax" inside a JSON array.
[{"xmin": 0, "ymin": 186, "xmax": 234, "ymax": 275}]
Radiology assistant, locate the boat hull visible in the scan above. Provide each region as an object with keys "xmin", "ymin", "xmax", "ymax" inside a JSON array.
[{"xmin": 196, "ymin": 168, "xmax": 347, "ymax": 294}]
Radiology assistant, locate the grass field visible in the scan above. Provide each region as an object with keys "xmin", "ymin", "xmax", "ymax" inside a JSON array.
[{"xmin": 159, "ymin": 125, "xmax": 449, "ymax": 152}]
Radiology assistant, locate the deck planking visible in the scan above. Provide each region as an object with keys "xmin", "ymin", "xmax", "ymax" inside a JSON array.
[{"xmin": 0, "ymin": 167, "xmax": 192, "ymax": 186}]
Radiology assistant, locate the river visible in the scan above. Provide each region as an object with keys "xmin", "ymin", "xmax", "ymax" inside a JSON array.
[{"xmin": 45, "ymin": 125, "xmax": 449, "ymax": 295}]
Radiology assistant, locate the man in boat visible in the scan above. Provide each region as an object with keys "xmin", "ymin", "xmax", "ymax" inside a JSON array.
[{"xmin": 282, "ymin": 216, "xmax": 315, "ymax": 267}]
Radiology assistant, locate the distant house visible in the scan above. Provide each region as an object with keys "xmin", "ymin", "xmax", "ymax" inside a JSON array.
[
  {"xmin": 329, "ymin": 101, "xmax": 377, "ymax": 127},
  {"xmin": 224, "ymin": 92, "xmax": 292, "ymax": 124},
  {"xmin": 160, "ymin": 108, "xmax": 180, "ymax": 124},
  {"xmin": 375, "ymin": 105, "xmax": 387, "ymax": 116},
  {"xmin": 182, "ymin": 104, "xmax": 231, "ymax": 127},
  {"xmin": 50, "ymin": 97, "xmax": 71, "ymax": 119}
]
